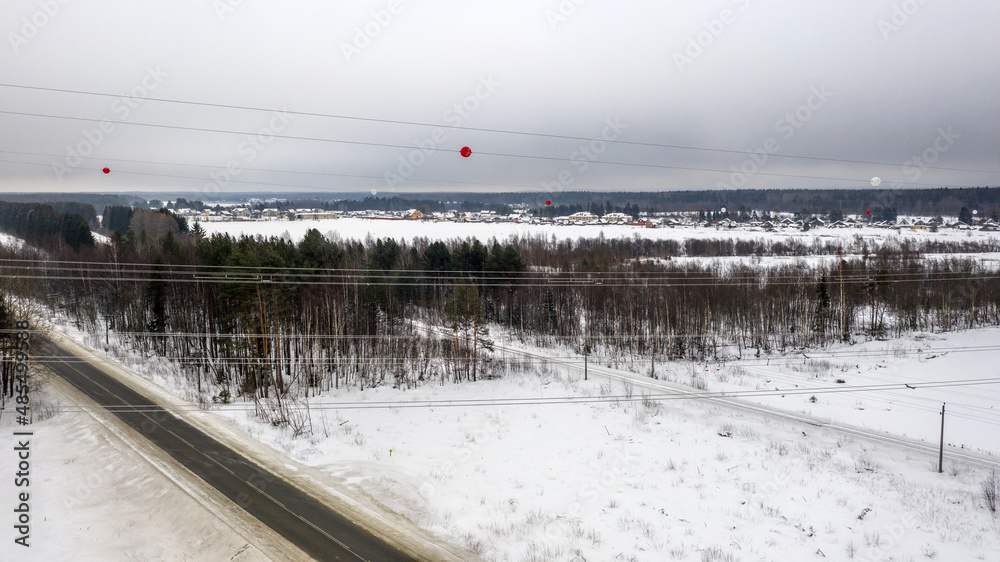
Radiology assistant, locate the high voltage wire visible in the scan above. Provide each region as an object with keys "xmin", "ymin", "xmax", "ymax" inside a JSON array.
[
  {"xmin": 0, "ymin": 110, "xmax": 964, "ymax": 189},
  {"xmin": 4, "ymin": 256, "xmax": 997, "ymax": 279},
  {"xmin": 4, "ymin": 272, "xmax": 998, "ymax": 287},
  {"xmin": 17, "ymin": 329, "xmax": 1000, "ymax": 358},
  {"xmin": 0, "ymin": 152, "xmax": 535, "ymax": 192},
  {"xmin": 2, "ymin": 259, "xmax": 997, "ymax": 286},
  {"xmin": 6, "ymin": 260, "xmax": 995, "ymax": 279},
  {"xmin": 2, "ymin": 82, "xmax": 999, "ymax": 177},
  {"xmin": 34, "ymin": 377, "xmax": 1000, "ymax": 414},
  {"xmin": 6, "ymin": 265, "xmax": 994, "ymax": 282}
]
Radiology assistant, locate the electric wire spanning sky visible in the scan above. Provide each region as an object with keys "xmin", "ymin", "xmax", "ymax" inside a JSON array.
[{"xmin": 1, "ymin": 1, "xmax": 999, "ymax": 194}]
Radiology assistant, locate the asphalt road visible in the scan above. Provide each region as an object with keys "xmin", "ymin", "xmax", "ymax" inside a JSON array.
[{"xmin": 37, "ymin": 337, "xmax": 415, "ymax": 562}]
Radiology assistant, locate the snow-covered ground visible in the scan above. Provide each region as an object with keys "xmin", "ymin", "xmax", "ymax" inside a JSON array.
[
  {"xmin": 713, "ymin": 329, "xmax": 1000, "ymax": 457},
  {"xmin": 0, "ymin": 232, "xmax": 27, "ymax": 250},
  {"xmin": 656, "ymin": 252, "xmax": 1000, "ymax": 270},
  {"xmin": 210, "ymin": 356, "xmax": 1000, "ymax": 561},
  {"xmin": 44, "ymin": 317, "xmax": 1000, "ymax": 561},
  {"xmin": 197, "ymin": 218, "xmax": 1000, "ymax": 247},
  {"xmin": 0, "ymin": 377, "xmax": 284, "ymax": 561}
]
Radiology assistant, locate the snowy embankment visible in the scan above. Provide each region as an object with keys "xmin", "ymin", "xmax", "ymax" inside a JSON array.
[
  {"xmin": 47, "ymin": 316, "xmax": 1000, "ymax": 561},
  {"xmin": 197, "ymin": 217, "xmax": 1000, "ymax": 247}
]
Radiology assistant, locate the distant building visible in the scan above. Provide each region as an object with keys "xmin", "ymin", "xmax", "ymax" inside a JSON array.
[
  {"xmin": 568, "ymin": 211, "xmax": 599, "ymax": 222},
  {"xmin": 295, "ymin": 211, "xmax": 340, "ymax": 220},
  {"xmin": 603, "ymin": 212, "xmax": 632, "ymax": 224}
]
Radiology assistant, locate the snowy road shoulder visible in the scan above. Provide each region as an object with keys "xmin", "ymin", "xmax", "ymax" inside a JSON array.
[{"xmin": 0, "ymin": 371, "xmax": 290, "ymax": 561}]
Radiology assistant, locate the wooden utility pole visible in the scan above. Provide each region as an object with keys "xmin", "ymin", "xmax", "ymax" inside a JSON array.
[
  {"xmin": 584, "ymin": 343, "xmax": 588, "ymax": 381},
  {"xmin": 938, "ymin": 402, "xmax": 946, "ymax": 473}
]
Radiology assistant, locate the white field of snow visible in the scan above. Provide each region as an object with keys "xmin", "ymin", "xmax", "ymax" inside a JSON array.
[
  {"xmin": 212, "ymin": 354, "xmax": 1000, "ymax": 561},
  {"xmin": 198, "ymin": 217, "xmax": 1000, "ymax": 248},
  {"xmin": 47, "ymin": 317, "xmax": 1000, "ymax": 561},
  {"xmin": 710, "ymin": 329, "xmax": 1000, "ymax": 458}
]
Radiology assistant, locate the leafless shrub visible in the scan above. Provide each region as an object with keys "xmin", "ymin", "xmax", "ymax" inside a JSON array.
[
  {"xmin": 622, "ymin": 378, "xmax": 634, "ymax": 400},
  {"xmin": 32, "ymin": 396, "xmax": 62, "ymax": 421},
  {"xmin": 982, "ymin": 469, "xmax": 999, "ymax": 514},
  {"xmin": 701, "ymin": 546, "xmax": 740, "ymax": 562},
  {"xmin": 690, "ymin": 374, "xmax": 708, "ymax": 390},
  {"xmin": 767, "ymin": 440, "xmax": 789, "ymax": 456},
  {"xmin": 641, "ymin": 393, "xmax": 660, "ymax": 414},
  {"xmin": 854, "ymin": 453, "xmax": 880, "ymax": 473}
]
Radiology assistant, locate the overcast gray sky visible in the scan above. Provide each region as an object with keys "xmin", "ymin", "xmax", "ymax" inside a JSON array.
[{"xmin": 1, "ymin": 0, "xmax": 998, "ymax": 196}]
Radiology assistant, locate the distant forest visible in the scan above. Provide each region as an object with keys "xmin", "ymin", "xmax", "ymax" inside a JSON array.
[
  {"xmin": 218, "ymin": 187, "xmax": 1000, "ymax": 217},
  {"xmin": 3, "ymin": 187, "xmax": 997, "ymax": 218}
]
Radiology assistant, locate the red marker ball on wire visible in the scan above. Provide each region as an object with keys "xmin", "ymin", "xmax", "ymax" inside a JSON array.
[
  {"xmin": 102, "ymin": 167, "xmax": 110, "ymax": 174},
  {"xmin": 460, "ymin": 146, "xmax": 472, "ymax": 158},
  {"xmin": 866, "ymin": 210, "xmax": 872, "ymax": 215},
  {"xmin": 546, "ymin": 200, "xmax": 552, "ymax": 206}
]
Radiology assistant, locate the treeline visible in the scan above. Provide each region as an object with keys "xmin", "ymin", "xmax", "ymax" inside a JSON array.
[
  {"xmin": 515, "ymin": 188, "xmax": 1000, "ymax": 216},
  {"xmin": 0, "ymin": 201, "xmax": 94, "ymax": 250},
  {"xmin": 510, "ymin": 233, "xmax": 1000, "ymax": 262},
  {"xmin": 102, "ymin": 206, "xmax": 189, "ymax": 237},
  {"xmin": 4, "ymin": 228, "xmax": 999, "ymax": 426},
  {"xmin": 0, "ymin": 192, "xmax": 131, "ymax": 215}
]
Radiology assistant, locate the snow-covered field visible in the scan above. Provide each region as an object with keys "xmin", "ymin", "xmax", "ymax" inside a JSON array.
[
  {"xmin": 43, "ymin": 318, "xmax": 1000, "ymax": 561},
  {"xmin": 716, "ymin": 329, "xmax": 1000, "ymax": 457},
  {"xmin": 198, "ymin": 217, "xmax": 1000, "ymax": 247}
]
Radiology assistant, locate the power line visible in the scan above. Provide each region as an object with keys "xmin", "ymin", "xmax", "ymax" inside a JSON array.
[
  {"xmin": 34, "ymin": 377, "xmax": 1000, "ymax": 414},
  {"xmin": 2, "ymin": 81, "xmax": 998, "ymax": 177},
  {"xmin": 0, "ymin": 151, "xmax": 538, "ymax": 192},
  {"xmin": 5, "ymin": 256, "xmax": 997, "ymax": 279},
  {"xmin": 0, "ymin": 109, "xmax": 957, "ymax": 188}
]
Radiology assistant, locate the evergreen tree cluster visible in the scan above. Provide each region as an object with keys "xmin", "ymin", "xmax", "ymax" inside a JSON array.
[{"xmin": 0, "ymin": 201, "xmax": 94, "ymax": 250}]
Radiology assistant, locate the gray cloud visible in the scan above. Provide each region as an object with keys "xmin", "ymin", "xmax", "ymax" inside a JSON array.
[{"xmin": 1, "ymin": 0, "xmax": 998, "ymax": 196}]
